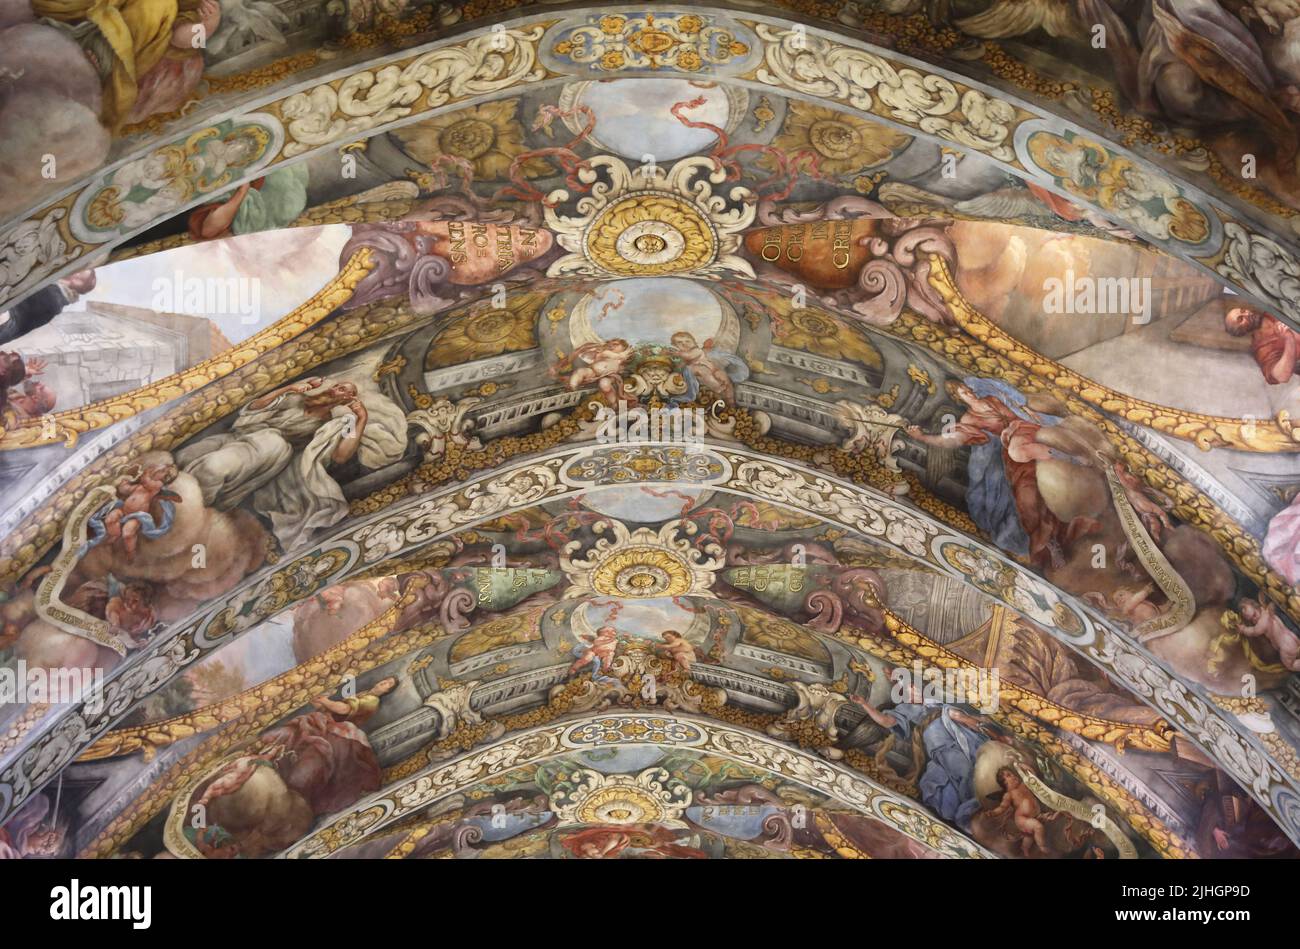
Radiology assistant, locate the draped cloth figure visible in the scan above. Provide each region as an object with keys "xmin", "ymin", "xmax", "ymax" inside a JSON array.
[
  {"xmin": 257, "ymin": 693, "xmax": 385, "ymax": 816},
  {"xmin": 1264, "ymin": 497, "xmax": 1300, "ymax": 585},
  {"xmin": 948, "ymin": 378, "xmax": 1087, "ymax": 568},
  {"xmin": 176, "ymin": 382, "xmax": 406, "ymax": 552},
  {"xmin": 885, "ymin": 703, "xmax": 990, "ymax": 829},
  {"xmin": 32, "ymin": 0, "xmax": 208, "ymax": 129}
]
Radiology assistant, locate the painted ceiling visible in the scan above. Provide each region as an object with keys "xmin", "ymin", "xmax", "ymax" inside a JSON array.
[{"xmin": 1, "ymin": 0, "xmax": 1299, "ymax": 862}]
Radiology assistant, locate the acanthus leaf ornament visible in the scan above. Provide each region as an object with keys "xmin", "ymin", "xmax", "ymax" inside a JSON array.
[
  {"xmin": 751, "ymin": 23, "xmax": 1019, "ymax": 164},
  {"xmin": 560, "ymin": 517, "xmax": 724, "ymax": 598},
  {"xmin": 549, "ymin": 766, "xmax": 693, "ymax": 827},
  {"xmin": 544, "ymin": 155, "xmax": 756, "ymax": 279},
  {"xmin": 278, "ymin": 27, "xmax": 548, "ymax": 158}
]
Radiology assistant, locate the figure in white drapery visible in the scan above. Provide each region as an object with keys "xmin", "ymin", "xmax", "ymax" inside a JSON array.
[{"xmin": 176, "ymin": 376, "xmax": 406, "ymax": 551}]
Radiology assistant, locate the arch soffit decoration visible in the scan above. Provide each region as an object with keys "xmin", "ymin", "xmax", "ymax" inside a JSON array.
[
  {"xmin": 2, "ymin": 446, "xmax": 1297, "ymax": 844},
  {"xmin": 6, "ymin": 4, "xmax": 1300, "ymax": 334},
  {"xmin": 3, "ymin": 1, "xmax": 1300, "ymax": 862}
]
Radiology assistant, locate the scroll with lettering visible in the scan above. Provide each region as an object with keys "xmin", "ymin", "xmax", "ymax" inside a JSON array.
[{"xmin": 743, "ymin": 215, "xmax": 956, "ymax": 325}]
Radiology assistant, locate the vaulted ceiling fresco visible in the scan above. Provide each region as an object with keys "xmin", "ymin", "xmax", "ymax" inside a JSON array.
[{"xmin": 1, "ymin": 1, "xmax": 1299, "ymax": 863}]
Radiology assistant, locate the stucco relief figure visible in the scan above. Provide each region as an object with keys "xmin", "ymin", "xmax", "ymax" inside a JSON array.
[
  {"xmin": 96, "ymin": 124, "xmax": 269, "ymax": 233},
  {"xmin": 408, "ymin": 396, "xmax": 483, "ymax": 462}
]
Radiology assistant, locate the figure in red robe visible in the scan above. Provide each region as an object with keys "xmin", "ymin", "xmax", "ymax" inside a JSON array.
[
  {"xmin": 559, "ymin": 824, "xmax": 708, "ymax": 859},
  {"xmin": 198, "ymin": 676, "xmax": 397, "ymax": 819},
  {"xmin": 1225, "ymin": 306, "xmax": 1300, "ymax": 385}
]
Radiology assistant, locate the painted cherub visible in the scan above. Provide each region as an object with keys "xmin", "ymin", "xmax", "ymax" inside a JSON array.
[
  {"xmin": 671, "ymin": 331, "xmax": 735, "ymax": 401},
  {"xmin": 1237, "ymin": 597, "xmax": 1300, "ymax": 672},
  {"xmin": 987, "ymin": 767, "xmax": 1049, "ymax": 857},
  {"xmin": 655, "ymin": 629, "xmax": 710, "ymax": 673},
  {"xmin": 1082, "ymin": 583, "xmax": 1167, "ymax": 631},
  {"xmin": 104, "ymin": 577, "xmax": 157, "ymax": 648},
  {"xmin": 556, "ymin": 339, "xmax": 632, "ymax": 406},
  {"xmin": 100, "ymin": 462, "xmax": 182, "ymax": 561},
  {"xmin": 569, "ymin": 625, "xmax": 621, "ymax": 682}
]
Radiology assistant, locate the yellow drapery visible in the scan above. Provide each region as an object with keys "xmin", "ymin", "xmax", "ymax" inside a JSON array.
[{"xmin": 33, "ymin": 0, "xmax": 200, "ymax": 130}]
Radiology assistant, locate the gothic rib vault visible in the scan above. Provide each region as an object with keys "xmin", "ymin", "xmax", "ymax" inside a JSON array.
[{"xmin": 0, "ymin": 1, "xmax": 1299, "ymax": 861}]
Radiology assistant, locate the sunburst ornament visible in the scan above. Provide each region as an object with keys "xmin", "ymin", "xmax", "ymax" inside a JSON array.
[
  {"xmin": 561, "ymin": 518, "xmax": 724, "ymax": 598},
  {"xmin": 544, "ymin": 155, "xmax": 756, "ymax": 278}
]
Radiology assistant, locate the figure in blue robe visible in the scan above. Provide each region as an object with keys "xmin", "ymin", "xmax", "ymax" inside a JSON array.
[{"xmin": 879, "ymin": 702, "xmax": 992, "ymax": 830}]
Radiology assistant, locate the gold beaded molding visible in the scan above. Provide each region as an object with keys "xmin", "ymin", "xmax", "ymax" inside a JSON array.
[
  {"xmin": 0, "ymin": 250, "xmax": 375, "ymax": 451},
  {"xmin": 930, "ymin": 259, "xmax": 1300, "ymax": 454}
]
